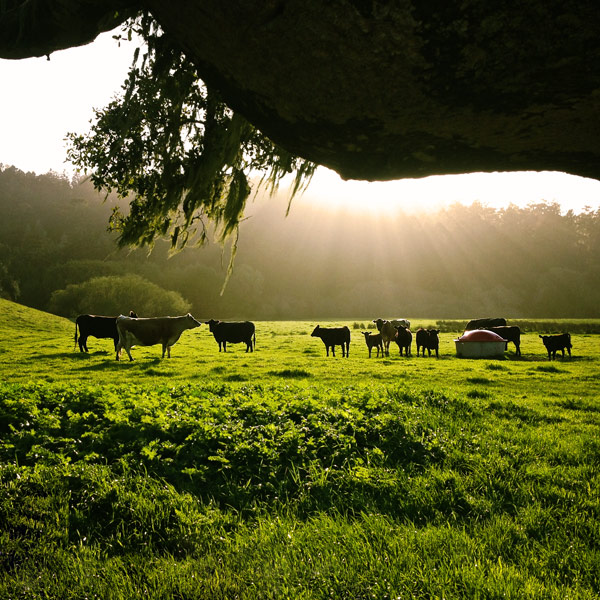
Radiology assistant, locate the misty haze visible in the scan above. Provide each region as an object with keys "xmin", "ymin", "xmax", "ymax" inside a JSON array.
[{"xmin": 1, "ymin": 165, "xmax": 599, "ymax": 321}]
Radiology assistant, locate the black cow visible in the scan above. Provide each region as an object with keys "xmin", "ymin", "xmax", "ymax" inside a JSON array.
[
  {"xmin": 539, "ymin": 333, "xmax": 572, "ymax": 360},
  {"xmin": 416, "ymin": 328, "xmax": 439, "ymax": 357},
  {"xmin": 74, "ymin": 311, "xmax": 137, "ymax": 352},
  {"xmin": 394, "ymin": 326, "xmax": 412, "ymax": 356},
  {"xmin": 205, "ymin": 319, "xmax": 255, "ymax": 352},
  {"xmin": 311, "ymin": 325, "xmax": 350, "ymax": 357},
  {"xmin": 486, "ymin": 325, "xmax": 521, "ymax": 356},
  {"xmin": 464, "ymin": 317, "xmax": 507, "ymax": 331}
]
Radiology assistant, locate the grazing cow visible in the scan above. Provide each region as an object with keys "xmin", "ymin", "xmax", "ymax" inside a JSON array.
[
  {"xmin": 539, "ymin": 333, "xmax": 572, "ymax": 360},
  {"xmin": 416, "ymin": 328, "xmax": 440, "ymax": 357},
  {"xmin": 361, "ymin": 331, "xmax": 384, "ymax": 357},
  {"xmin": 394, "ymin": 326, "xmax": 412, "ymax": 356},
  {"xmin": 464, "ymin": 317, "xmax": 507, "ymax": 331},
  {"xmin": 116, "ymin": 313, "xmax": 201, "ymax": 360},
  {"xmin": 74, "ymin": 311, "xmax": 137, "ymax": 352},
  {"xmin": 373, "ymin": 319, "xmax": 398, "ymax": 356},
  {"xmin": 311, "ymin": 325, "xmax": 350, "ymax": 357},
  {"xmin": 486, "ymin": 325, "xmax": 522, "ymax": 356},
  {"xmin": 205, "ymin": 319, "xmax": 256, "ymax": 352}
]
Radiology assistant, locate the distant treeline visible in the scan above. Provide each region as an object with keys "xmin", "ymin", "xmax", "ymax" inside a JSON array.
[
  {"xmin": 2, "ymin": 164, "xmax": 600, "ymax": 319},
  {"xmin": 435, "ymin": 320, "xmax": 600, "ymax": 334}
]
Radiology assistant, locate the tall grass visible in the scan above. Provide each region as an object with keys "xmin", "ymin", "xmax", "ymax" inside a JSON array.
[{"xmin": 1, "ymin": 299, "xmax": 599, "ymax": 598}]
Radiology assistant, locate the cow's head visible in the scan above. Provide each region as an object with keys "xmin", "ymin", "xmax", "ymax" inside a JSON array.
[
  {"xmin": 205, "ymin": 319, "xmax": 220, "ymax": 331},
  {"xmin": 187, "ymin": 313, "xmax": 202, "ymax": 328},
  {"xmin": 311, "ymin": 326, "xmax": 321, "ymax": 337},
  {"xmin": 372, "ymin": 318, "xmax": 384, "ymax": 331}
]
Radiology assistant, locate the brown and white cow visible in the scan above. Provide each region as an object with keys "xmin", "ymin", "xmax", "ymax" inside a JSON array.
[
  {"xmin": 116, "ymin": 313, "xmax": 201, "ymax": 360},
  {"xmin": 373, "ymin": 319, "xmax": 397, "ymax": 356}
]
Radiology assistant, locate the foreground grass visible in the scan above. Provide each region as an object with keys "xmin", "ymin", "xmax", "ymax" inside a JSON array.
[{"xmin": 1, "ymin": 299, "xmax": 599, "ymax": 598}]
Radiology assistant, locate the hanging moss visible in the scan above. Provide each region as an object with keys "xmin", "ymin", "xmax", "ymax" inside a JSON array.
[{"xmin": 66, "ymin": 13, "xmax": 315, "ymax": 261}]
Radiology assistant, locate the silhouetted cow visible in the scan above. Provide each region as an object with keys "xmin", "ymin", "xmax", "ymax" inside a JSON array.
[
  {"xmin": 416, "ymin": 328, "xmax": 439, "ymax": 357},
  {"xmin": 362, "ymin": 331, "xmax": 384, "ymax": 357},
  {"xmin": 311, "ymin": 325, "xmax": 350, "ymax": 357},
  {"xmin": 486, "ymin": 325, "xmax": 521, "ymax": 356},
  {"xmin": 539, "ymin": 333, "xmax": 572, "ymax": 360},
  {"xmin": 394, "ymin": 326, "xmax": 412, "ymax": 356},
  {"xmin": 464, "ymin": 317, "xmax": 507, "ymax": 331},
  {"xmin": 205, "ymin": 319, "xmax": 256, "ymax": 352},
  {"xmin": 75, "ymin": 311, "xmax": 137, "ymax": 352}
]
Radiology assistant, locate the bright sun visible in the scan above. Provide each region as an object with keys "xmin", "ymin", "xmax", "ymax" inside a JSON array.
[{"xmin": 292, "ymin": 167, "xmax": 600, "ymax": 216}]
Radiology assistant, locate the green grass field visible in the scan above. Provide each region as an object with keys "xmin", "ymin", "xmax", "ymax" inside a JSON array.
[{"xmin": 1, "ymin": 299, "xmax": 599, "ymax": 599}]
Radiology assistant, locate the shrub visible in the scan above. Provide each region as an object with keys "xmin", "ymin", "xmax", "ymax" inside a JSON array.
[{"xmin": 48, "ymin": 274, "xmax": 191, "ymax": 318}]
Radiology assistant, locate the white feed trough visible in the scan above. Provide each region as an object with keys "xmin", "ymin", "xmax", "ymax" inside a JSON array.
[{"xmin": 454, "ymin": 329, "xmax": 507, "ymax": 358}]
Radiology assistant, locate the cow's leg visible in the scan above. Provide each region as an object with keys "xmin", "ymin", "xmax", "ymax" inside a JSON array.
[
  {"xmin": 79, "ymin": 335, "xmax": 88, "ymax": 352},
  {"xmin": 516, "ymin": 343, "xmax": 521, "ymax": 357},
  {"xmin": 331, "ymin": 345, "xmax": 335, "ymax": 357},
  {"xmin": 223, "ymin": 341, "xmax": 227, "ymax": 352}
]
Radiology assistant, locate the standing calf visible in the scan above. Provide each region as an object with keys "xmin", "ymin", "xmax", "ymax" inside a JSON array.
[{"xmin": 362, "ymin": 331, "xmax": 384, "ymax": 357}]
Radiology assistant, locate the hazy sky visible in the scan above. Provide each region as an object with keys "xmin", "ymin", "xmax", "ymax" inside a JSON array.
[{"xmin": 1, "ymin": 28, "xmax": 599, "ymax": 216}]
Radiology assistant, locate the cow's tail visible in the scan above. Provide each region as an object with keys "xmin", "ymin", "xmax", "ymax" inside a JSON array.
[
  {"xmin": 253, "ymin": 332, "xmax": 256, "ymax": 350},
  {"xmin": 74, "ymin": 319, "xmax": 78, "ymax": 351}
]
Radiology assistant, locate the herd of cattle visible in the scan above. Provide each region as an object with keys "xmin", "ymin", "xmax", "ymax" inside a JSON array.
[
  {"xmin": 74, "ymin": 314, "xmax": 573, "ymax": 361},
  {"xmin": 74, "ymin": 313, "xmax": 256, "ymax": 361}
]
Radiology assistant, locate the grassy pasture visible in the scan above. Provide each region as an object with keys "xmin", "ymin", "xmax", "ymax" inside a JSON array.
[{"xmin": 1, "ymin": 299, "xmax": 599, "ymax": 599}]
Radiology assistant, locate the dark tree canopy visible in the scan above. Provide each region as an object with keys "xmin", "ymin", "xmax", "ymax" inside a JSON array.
[
  {"xmin": 66, "ymin": 16, "xmax": 315, "ymax": 255},
  {"xmin": 1, "ymin": 1, "xmax": 599, "ymax": 182}
]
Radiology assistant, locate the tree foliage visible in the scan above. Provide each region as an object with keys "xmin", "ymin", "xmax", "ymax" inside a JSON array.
[
  {"xmin": 48, "ymin": 274, "xmax": 191, "ymax": 318},
  {"xmin": 2, "ymin": 165, "xmax": 600, "ymax": 319},
  {"xmin": 66, "ymin": 15, "xmax": 315, "ymax": 259}
]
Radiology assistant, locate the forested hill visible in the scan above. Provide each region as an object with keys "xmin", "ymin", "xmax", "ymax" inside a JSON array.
[{"xmin": 1, "ymin": 164, "xmax": 599, "ymax": 319}]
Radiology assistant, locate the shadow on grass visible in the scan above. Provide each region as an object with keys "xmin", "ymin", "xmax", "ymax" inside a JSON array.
[
  {"xmin": 488, "ymin": 400, "xmax": 565, "ymax": 424},
  {"xmin": 553, "ymin": 398, "xmax": 600, "ymax": 413},
  {"xmin": 267, "ymin": 368, "xmax": 312, "ymax": 379}
]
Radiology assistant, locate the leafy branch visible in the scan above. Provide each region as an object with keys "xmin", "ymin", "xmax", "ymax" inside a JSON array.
[{"xmin": 66, "ymin": 15, "xmax": 315, "ymax": 269}]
